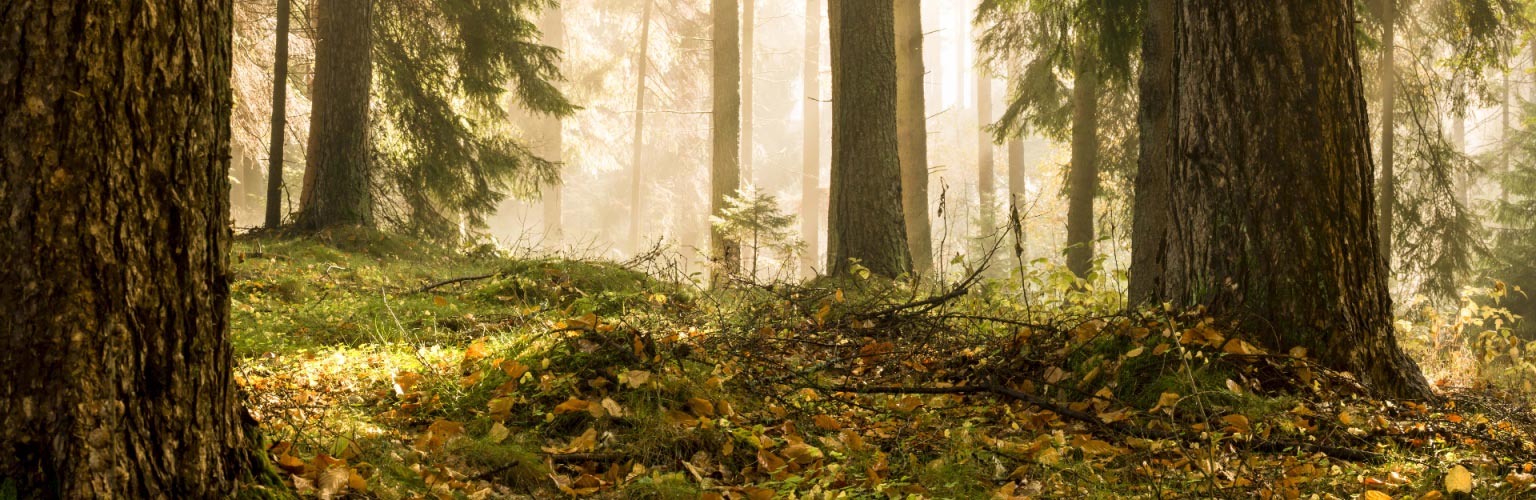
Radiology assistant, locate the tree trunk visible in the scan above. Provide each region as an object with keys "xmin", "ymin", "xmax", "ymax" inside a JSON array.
[
  {"xmin": 1008, "ymin": 133, "xmax": 1026, "ymax": 261},
  {"xmin": 1500, "ymin": 67, "xmax": 1511, "ymax": 203},
  {"xmin": 896, "ymin": 0, "xmax": 933, "ymax": 275},
  {"xmin": 629, "ymin": 0, "xmax": 654, "ymax": 253},
  {"xmin": 712, "ymin": 0, "xmax": 743, "ymax": 285},
  {"xmin": 802, "ymin": 0, "xmax": 823, "ymax": 278},
  {"xmin": 542, "ymin": 5, "xmax": 566, "ymax": 244},
  {"xmin": 742, "ymin": 0, "xmax": 756, "ymax": 185},
  {"xmin": 827, "ymin": 0, "xmax": 911, "ymax": 277},
  {"xmin": 266, "ymin": 0, "xmax": 292, "ymax": 228},
  {"xmin": 1164, "ymin": 0, "xmax": 1432, "ymax": 400},
  {"xmin": 1066, "ymin": 38, "xmax": 1100, "ymax": 279},
  {"xmin": 1129, "ymin": 0, "xmax": 1175, "ymax": 303},
  {"xmin": 0, "ymin": 1, "xmax": 261, "ymax": 496},
  {"xmin": 978, "ymin": 70, "xmax": 996, "ymax": 241},
  {"xmin": 1453, "ymin": 97, "xmax": 1468, "ymax": 208},
  {"xmin": 1376, "ymin": 0, "xmax": 1397, "ymax": 264},
  {"xmin": 296, "ymin": 0, "xmax": 374, "ymax": 230}
]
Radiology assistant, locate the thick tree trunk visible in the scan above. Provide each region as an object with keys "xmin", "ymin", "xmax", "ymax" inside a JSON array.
[
  {"xmin": 827, "ymin": 0, "xmax": 911, "ymax": 277},
  {"xmin": 296, "ymin": 0, "xmax": 374, "ymax": 230},
  {"xmin": 978, "ymin": 70, "xmax": 996, "ymax": 240},
  {"xmin": 742, "ymin": 0, "xmax": 756, "ymax": 184},
  {"xmin": 266, "ymin": 0, "xmax": 292, "ymax": 228},
  {"xmin": 895, "ymin": 0, "xmax": 933, "ymax": 275},
  {"xmin": 629, "ymin": 0, "xmax": 654, "ymax": 253},
  {"xmin": 1066, "ymin": 39, "xmax": 1100, "ymax": 279},
  {"xmin": 1376, "ymin": 0, "xmax": 1397, "ymax": 264},
  {"xmin": 712, "ymin": 0, "xmax": 743, "ymax": 285},
  {"xmin": 802, "ymin": 0, "xmax": 823, "ymax": 278},
  {"xmin": 0, "ymin": 1, "xmax": 260, "ymax": 497},
  {"xmin": 1129, "ymin": 0, "xmax": 1175, "ymax": 303},
  {"xmin": 542, "ymin": 5, "xmax": 566, "ymax": 243},
  {"xmin": 1164, "ymin": 0, "xmax": 1432, "ymax": 400}
]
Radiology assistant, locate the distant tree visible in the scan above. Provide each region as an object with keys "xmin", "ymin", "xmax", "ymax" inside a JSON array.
[
  {"xmin": 629, "ymin": 0, "xmax": 656, "ymax": 252},
  {"xmin": 1153, "ymin": 0, "xmax": 1432, "ymax": 399},
  {"xmin": 743, "ymin": 0, "xmax": 757, "ymax": 184},
  {"xmin": 712, "ymin": 0, "xmax": 744, "ymax": 285},
  {"xmin": 712, "ymin": 185, "xmax": 800, "ymax": 279},
  {"xmin": 801, "ymin": 0, "xmax": 824, "ymax": 278},
  {"xmin": 827, "ymin": 0, "xmax": 911, "ymax": 277},
  {"xmin": 267, "ymin": 0, "xmax": 293, "ymax": 228},
  {"xmin": 896, "ymin": 0, "xmax": 934, "ymax": 274},
  {"xmin": 296, "ymin": 0, "xmax": 375, "ymax": 230},
  {"xmin": 0, "ymin": 0, "xmax": 265, "ymax": 496},
  {"xmin": 541, "ymin": 4, "xmax": 567, "ymax": 243}
]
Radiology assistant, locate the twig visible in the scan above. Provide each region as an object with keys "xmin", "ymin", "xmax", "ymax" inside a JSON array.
[{"xmin": 411, "ymin": 273, "xmax": 496, "ymax": 294}]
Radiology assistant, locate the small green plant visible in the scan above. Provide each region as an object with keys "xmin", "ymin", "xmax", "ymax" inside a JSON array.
[{"xmin": 710, "ymin": 184, "xmax": 800, "ymax": 280}]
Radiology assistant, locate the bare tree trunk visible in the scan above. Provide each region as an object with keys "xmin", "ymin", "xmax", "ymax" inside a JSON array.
[
  {"xmin": 0, "ymin": 1, "xmax": 264, "ymax": 496},
  {"xmin": 542, "ymin": 5, "xmax": 566, "ymax": 244},
  {"xmin": 1066, "ymin": 38, "xmax": 1100, "ymax": 279},
  {"xmin": 1164, "ymin": 0, "xmax": 1431, "ymax": 400},
  {"xmin": 629, "ymin": 0, "xmax": 654, "ymax": 253},
  {"xmin": 978, "ymin": 69, "xmax": 996, "ymax": 242},
  {"xmin": 896, "ymin": 0, "xmax": 933, "ymax": 275},
  {"xmin": 265, "ymin": 0, "xmax": 292, "ymax": 228},
  {"xmin": 742, "ymin": 0, "xmax": 756, "ymax": 184},
  {"xmin": 1501, "ymin": 67, "xmax": 1512, "ymax": 203},
  {"xmin": 1453, "ymin": 95, "xmax": 1469, "ymax": 208},
  {"xmin": 712, "ymin": 0, "xmax": 743, "ymax": 285},
  {"xmin": 1376, "ymin": 0, "xmax": 1397, "ymax": 263},
  {"xmin": 296, "ymin": 0, "xmax": 374, "ymax": 230},
  {"xmin": 828, "ymin": 0, "xmax": 910, "ymax": 277},
  {"xmin": 801, "ymin": 0, "xmax": 823, "ymax": 278},
  {"xmin": 1129, "ymin": 0, "xmax": 1175, "ymax": 303}
]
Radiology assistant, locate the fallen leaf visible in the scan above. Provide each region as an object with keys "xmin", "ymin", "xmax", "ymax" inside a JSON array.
[{"xmin": 1445, "ymin": 465, "xmax": 1473, "ymax": 493}]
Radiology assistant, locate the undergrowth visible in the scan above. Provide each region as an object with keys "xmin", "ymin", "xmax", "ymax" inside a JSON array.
[{"xmin": 232, "ymin": 230, "xmax": 1536, "ymax": 499}]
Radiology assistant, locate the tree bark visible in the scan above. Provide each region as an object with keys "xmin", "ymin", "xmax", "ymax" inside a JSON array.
[
  {"xmin": 802, "ymin": 0, "xmax": 823, "ymax": 278},
  {"xmin": 266, "ymin": 0, "xmax": 292, "ymax": 228},
  {"xmin": 1376, "ymin": 0, "xmax": 1397, "ymax": 264},
  {"xmin": 1066, "ymin": 38, "xmax": 1100, "ymax": 279},
  {"xmin": 629, "ymin": 0, "xmax": 654, "ymax": 253},
  {"xmin": 0, "ymin": 1, "xmax": 261, "ymax": 496},
  {"xmin": 896, "ymin": 0, "xmax": 933, "ymax": 275},
  {"xmin": 542, "ymin": 5, "xmax": 566, "ymax": 244},
  {"xmin": 827, "ymin": 0, "xmax": 911, "ymax": 277},
  {"xmin": 1164, "ymin": 0, "xmax": 1432, "ymax": 400},
  {"xmin": 712, "ymin": 0, "xmax": 743, "ymax": 285},
  {"xmin": 1129, "ymin": 0, "xmax": 1175, "ymax": 303},
  {"xmin": 296, "ymin": 0, "xmax": 374, "ymax": 230},
  {"xmin": 978, "ymin": 69, "xmax": 996, "ymax": 241},
  {"xmin": 742, "ymin": 0, "xmax": 756, "ymax": 185}
]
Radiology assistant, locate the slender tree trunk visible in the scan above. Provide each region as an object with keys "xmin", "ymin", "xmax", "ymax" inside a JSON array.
[
  {"xmin": 0, "ymin": 1, "xmax": 263, "ymax": 496},
  {"xmin": 629, "ymin": 0, "xmax": 654, "ymax": 253},
  {"xmin": 742, "ymin": 0, "xmax": 756, "ymax": 184},
  {"xmin": 296, "ymin": 0, "xmax": 374, "ymax": 230},
  {"xmin": 802, "ymin": 0, "xmax": 823, "ymax": 278},
  {"xmin": 1376, "ymin": 0, "xmax": 1397, "ymax": 264},
  {"xmin": 542, "ymin": 5, "xmax": 566, "ymax": 244},
  {"xmin": 266, "ymin": 0, "xmax": 292, "ymax": 228},
  {"xmin": 1129, "ymin": 0, "xmax": 1175, "ymax": 303},
  {"xmin": 1066, "ymin": 38, "xmax": 1100, "ymax": 279},
  {"xmin": 1008, "ymin": 133, "xmax": 1026, "ymax": 260},
  {"xmin": 896, "ymin": 0, "xmax": 933, "ymax": 275},
  {"xmin": 1165, "ymin": 0, "xmax": 1432, "ymax": 400},
  {"xmin": 827, "ymin": 0, "xmax": 910, "ymax": 277},
  {"xmin": 978, "ymin": 70, "xmax": 996, "ymax": 240},
  {"xmin": 1453, "ymin": 100, "xmax": 1469, "ymax": 208},
  {"xmin": 1501, "ymin": 67, "xmax": 1512, "ymax": 203},
  {"xmin": 712, "ymin": 0, "xmax": 743, "ymax": 285}
]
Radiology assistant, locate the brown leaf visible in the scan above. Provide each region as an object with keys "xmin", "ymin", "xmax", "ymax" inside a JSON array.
[{"xmin": 554, "ymin": 398, "xmax": 590, "ymax": 414}]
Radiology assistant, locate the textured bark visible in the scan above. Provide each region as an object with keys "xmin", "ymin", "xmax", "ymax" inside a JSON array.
[
  {"xmin": 712, "ymin": 0, "xmax": 743, "ymax": 285},
  {"xmin": 742, "ymin": 0, "xmax": 756, "ymax": 184},
  {"xmin": 0, "ymin": 1, "xmax": 257, "ymax": 497},
  {"xmin": 266, "ymin": 0, "xmax": 291, "ymax": 228},
  {"xmin": 827, "ymin": 0, "xmax": 911, "ymax": 277},
  {"xmin": 895, "ymin": 0, "xmax": 933, "ymax": 275},
  {"xmin": 1129, "ymin": 0, "xmax": 1175, "ymax": 304},
  {"xmin": 1066, "ymin": 39, "xmax": 1100, "ymax": 279},
  {"xmin": 1165, "ymin": 0, "xmax": 1432, "ymax": 400},
  {"xmin": 801, "ymin": 0, "xmax": 823, "ymax": 278},
  {"xmin": 978, "ymin": 71, "xmax": 996, "ymax": 239},
  {"xmin": 629, "ymin": 0, "xmax": 654, "ymax": 253},
  {"xmin": 296, "ymin": 0, "xmax": 374, "ymax": 230},
  {"xmin": 542, "ymin": 5, "xmax": 566, "ymax": 242},
  {"xmin": 1376, "ymin": 0, "xmax": 1397, "ymax": 263}
]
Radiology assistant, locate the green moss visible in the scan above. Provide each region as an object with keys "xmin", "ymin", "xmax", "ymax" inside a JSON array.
[{"xmin": 620, "ymin": 472, "xmax": 700, "ymax": 500}]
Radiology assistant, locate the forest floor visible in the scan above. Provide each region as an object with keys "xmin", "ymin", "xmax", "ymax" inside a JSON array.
[{"xmin": 231, "ymin": 230, "xmax": 1536, "ymax": 500}]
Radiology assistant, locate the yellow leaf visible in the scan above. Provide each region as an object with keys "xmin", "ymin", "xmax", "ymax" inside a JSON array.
[
  {"xmin": 1124, "ymin": 346, "xmax": 1145, "ymax": 358},
  {"xmin": 488, "ymin": 397, "xmax": 514, "ymax": 421},
  {"xmin": 600, "ymin": 397, "xmax": 624, "ymax": 417},
  {"xmin": 554, "ymin": 398, "xmax": 590, "ymax": 414},
  {"xmin": 487, "ymin": 422, "xmax": 510, "ymax": 443},
  {"xmin": 1445, "ymin": 465, "xmax": 1473, "ymax": 493},
  {"xmin": 463, "ymin": 338, "xmax": 489, "ymax": 363},
  {"xmin": 1362, "ymin": 491, "xmax": 1392, "ymax": 500},
  {"xmin": 433, "ymin": 296, "xmax": 448, "ymax": 307},
  {"xmin": 1225, "ymin": 379, "xmax": 1244, "ymax": 394},
  {"xmin": 686, "ymin": 398, "xmax": 716, "ymax": 418},
  {"xmin": 1221, "ymin": 414, "xmax": 1251, "ymax": 434},
  {"xmin": 1154, "ymin": 392, "xmax": 1180, "ymax": 412},
  {"xmin": 499, "ymin": 359, "xmax": 528, "ymax": 380},
  {"xmin": 1152, "ymin": 343, "xmax": 1172, "ymax": 355}
]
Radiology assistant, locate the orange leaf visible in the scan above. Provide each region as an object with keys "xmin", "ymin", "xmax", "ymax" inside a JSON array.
[{"xmin": 554, "ymin": 398, "xmax": 590, "ymax": 414}]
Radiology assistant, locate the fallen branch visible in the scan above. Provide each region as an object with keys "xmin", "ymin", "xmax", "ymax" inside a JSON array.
[{"xmin": 411, "ymin": 273, "xmax": 497, "ymax": 294}]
